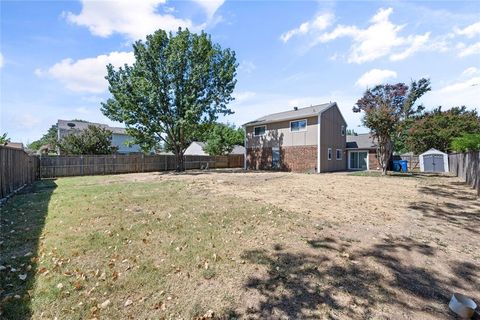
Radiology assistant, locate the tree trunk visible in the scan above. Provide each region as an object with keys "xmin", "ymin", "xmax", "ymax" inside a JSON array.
[
  {"xmin": 377, "ymin": 136, "xmax": 393, "ymax": 176},
  {"xmin": 175, "ymin": 149, "xmax": 185, "ymax": 172}
]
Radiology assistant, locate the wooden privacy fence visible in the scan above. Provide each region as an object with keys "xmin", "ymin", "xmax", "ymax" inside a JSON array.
[
  {"xmin": 0, "ymin": 146, "xmax": 40, "ymax": 200},
  {"xmin": 39, "ymin": 154, "xmax": 244, "ymax": 178},
  {"xmin": 449, "ymin": 151, "xmax": 479, "ymax": 196},
  {"xmin": 399, "ymin": 155, "xmax": 420, "ymax": 171}
]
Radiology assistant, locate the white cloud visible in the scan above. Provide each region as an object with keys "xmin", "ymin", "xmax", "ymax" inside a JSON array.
[
  {"xmin": 15, "ymin": 113, "xmax": 41, "ymax": 129},
  {"xmin": 422, "ymin": 72, "xmax": 480, "ymax": 108},
  {"xmin": 389, "ymin": 32, "xmax": 430, "ymax": 61},
  {"xmin": 316, "ymin": 8, "xmax": 432, "ymax": 63},
  {"xmin": 437, "ymin": 77, "xmax": 480, "ymax": 93},
  {"xmin": 75, "ymin": 107, "xmax": 92, "ymax": 115},
  {"xmin": 355, "ymin": 69, "xmax": 397, "ymax": 87},
  {"xmin": 457, "ymin": 42, "xmax": 480, "ymax": 57},
  {"xmin": 233, "ymin": 91, "xmax": 256, "ymax": 103},
  {"xmin": 280, "ymin": 13, "xmax": 334, "ymax": 43},
  {"xmin": 64, "ymin": 0, "xmax": 225, "ymax": 41},
  {"xmin": 454, "ymin": 21, "xmax": 480, "ymax": 38},
  {"xmin": 36, "ymin": 51, "xmax": 135, "ymax": 93},
  {"xmin": 462, "ymin": 67, "xmax": 479, "ymax": 77},
  {"xmin": 0, "ymin": 52, "xmax": 3, "ymax": 69},
  {"xmin": 192, "ymin": 0, "xmax": 225, "ymax": 20},
  {"xmin": 238, "ymin": 60, "xmax": 256, "ymax": 74}
]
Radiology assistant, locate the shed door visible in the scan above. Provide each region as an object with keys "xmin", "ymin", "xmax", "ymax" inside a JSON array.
[{"xmin": 424, "ymin": 154, "xmax": 444, "ymax": 172}]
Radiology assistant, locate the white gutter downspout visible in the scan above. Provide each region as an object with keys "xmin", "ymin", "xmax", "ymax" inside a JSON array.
[{"xmin": 317, "ymin": 114, "xmax": 321, "ymax": 173}]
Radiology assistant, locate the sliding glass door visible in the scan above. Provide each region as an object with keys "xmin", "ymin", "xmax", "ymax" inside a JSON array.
[{"xmin": 349, "ymin": 151, "xmax": 368, "ymax": 170}]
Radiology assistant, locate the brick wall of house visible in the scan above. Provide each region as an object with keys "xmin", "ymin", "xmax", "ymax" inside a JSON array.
[
  {"xmin": 369, "ymin": 149, "xmax": 380, "ymax": 170},
  {"xmin": 247, "ymin": 146, "xmax": 317, "ymax": 173}
]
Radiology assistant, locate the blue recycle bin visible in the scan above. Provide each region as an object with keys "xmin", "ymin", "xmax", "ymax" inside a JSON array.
[{"xmin": 392, "ymin": 160, "xmax": 408, "ymax": 172}]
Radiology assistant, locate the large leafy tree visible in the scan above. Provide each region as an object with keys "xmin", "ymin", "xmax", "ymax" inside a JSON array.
[
  {"xmin": 28, "ymin": 124, "xmax": 58, "ymax": 152},
  {"xmin": 353, "ymin": 78, "xmax": 431, "ymax": 175},
  {"xmin": 404, "ymin": 106, "xmax": 480, "ymax": 154},
  {"xmin": 102, "ymin": 28, "xmax": 237, "ymax": 171},
  {"xmin": 58, "ymin": 125, "xmax": 118, "ymax": 155},
  {"xmin": 202, "ymin": 123, "xmax": 244, "ymax": 156}
]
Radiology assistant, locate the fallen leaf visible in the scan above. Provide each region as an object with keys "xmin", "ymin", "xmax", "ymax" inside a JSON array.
[
  {"xmin": 124, "ymin": 299, "xmax": 133, "ymax": 307},
  {"xmin": 99, "ymin": 299, "xmax": 110, "ymax": 309}
]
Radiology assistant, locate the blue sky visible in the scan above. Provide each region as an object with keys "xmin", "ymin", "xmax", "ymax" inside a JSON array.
[{"xmin": 1, "ymin": 0, "xmax": 479, "ymax": 144}]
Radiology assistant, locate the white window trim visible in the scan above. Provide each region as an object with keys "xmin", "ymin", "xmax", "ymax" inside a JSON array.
[
  {"xmin": 341, "ymin": 125, "xmax": 345, "ymax": 136},
  {"xmin": 253, "ymin": 125, "xmax": 266, "ymax": 136},
  {"xmin": 336, "ymin": 149, "xmax": 342, "ymax": 160},
  {"xmin": 327, "ymin": 148, "xmax": 332, "ymax": 161},
  {"xmin": 289, "ymin": 119, "xmax": 307, "ymax": 133}
]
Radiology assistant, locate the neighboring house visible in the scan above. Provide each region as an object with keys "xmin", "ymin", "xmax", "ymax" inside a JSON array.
[
  {"xmin": 346, "ymin": 133, "xmax": 380, "ymax": 171},
  {"xmin": 5, "ymin": 142, "xmax": 24, "ymax": 150},
  {"xmin": 243, "ymin": 102, "xmax": 347, "ymax": 173},
  {"xmin": 57, "ymin": 120, "xmax": 142, "ymax": 154},
  {"xmin": 184, "ymin": 141, "xmax": 245, "ymax": 156}
]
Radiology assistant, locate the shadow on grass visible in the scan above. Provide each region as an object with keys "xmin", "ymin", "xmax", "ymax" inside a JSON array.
[
  {"xmin": 238, "ymin": 235, "xmax": 471, "ymax": 319},
  {"xmin": 409, "ymin": 180, "xmax": 480, "ymax": 233},
  {"xmin": 0, "ymin": 180, "xmax": 56, "ymax": 319}
]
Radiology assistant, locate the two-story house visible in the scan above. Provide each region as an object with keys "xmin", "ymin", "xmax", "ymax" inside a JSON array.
[
  {"xmin": 243, "ymin": 102, "xmax": 347, "ymax": 173},
  {"xmin": 57, "ymin": 120, "xmax": 142, "ymax": 154}
]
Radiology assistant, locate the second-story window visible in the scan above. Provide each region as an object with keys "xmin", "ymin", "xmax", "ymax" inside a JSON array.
[
  {"xmin": 341, "ymin": 125, "xmax": 345, "ymax": 136},
  {"xmin": 254, "ymin": 125, "xmax": 266, "ymax": 136},
  {"xmin": 290, "ymin": 119, "xmax": 307, "ymax": 132}
]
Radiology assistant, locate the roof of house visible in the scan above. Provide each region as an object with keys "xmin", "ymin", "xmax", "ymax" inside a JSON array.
[
  {"xmin": 230, "ymin": 145, "xmax": 246, "ymax": 155},
  {"xmin": 57, "ymin": 120, "xmax": 128, "ymax": 135},
  {"xmin": 243, "ymin": 102, "xmax": 336, "ymax": 126},
  {"xmin": 346, "ymin": 133, "xmax": 377, "ymax": 149},
  {"xmin": 5, "ymin": 142, "xmax": 24, "ymax": 149}
]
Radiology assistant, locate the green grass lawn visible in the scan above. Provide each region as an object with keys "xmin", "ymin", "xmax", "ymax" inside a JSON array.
[{"xmin": 0, "ymin": 176, "xmax": 295, "ymax": 319}]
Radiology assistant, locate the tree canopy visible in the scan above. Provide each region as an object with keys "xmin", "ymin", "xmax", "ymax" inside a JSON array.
[
  {"xmin": 353, "ymin": 78, "xmax": 431, "ymax": 174},
  {"xmin": 102, "ymin": 28, "xmax": 237, "ymax": 170},
  {"xmin": 202, "ymin": 123, "xmax": 244, "ymax": 156},
  {"xmin": 451, "ymin": 133, "xmax": 480, "ymax": 152},
  {"xmin": 58, "ymin": 125, "xmax": 118, "ymax": 155},
  {"xmin": 28, "ymin": 124, "xmax": 58, "ymax": 153},
  {"xmin": 404, "ymin": 106, "xmax": 480, "ymax": 154}
]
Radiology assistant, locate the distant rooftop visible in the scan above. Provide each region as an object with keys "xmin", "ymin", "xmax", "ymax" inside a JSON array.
[
  {"xmin": 5, "ymin": 142, "xmax": 24, "ymax": 150},
  {"xmin": 243, "ymin": 102, "xmax": 336, "ymax": 126},
  {"xmin": 57, "ymin": 120, "xmax": 128, "ymax": 135},
  {"xmin": 346, "ymin": 133, "xmax": 377, "ymax": 149}
]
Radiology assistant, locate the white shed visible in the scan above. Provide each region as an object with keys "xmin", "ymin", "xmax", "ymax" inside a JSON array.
[{"xmin": 419, "ymin": 148, "xmax": 449, "ymax": 173}]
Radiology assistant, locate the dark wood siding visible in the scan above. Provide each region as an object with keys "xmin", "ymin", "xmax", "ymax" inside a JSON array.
[{"xmin": 320, "ymin": 105, "xmax": 347, "ymax": 172}]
